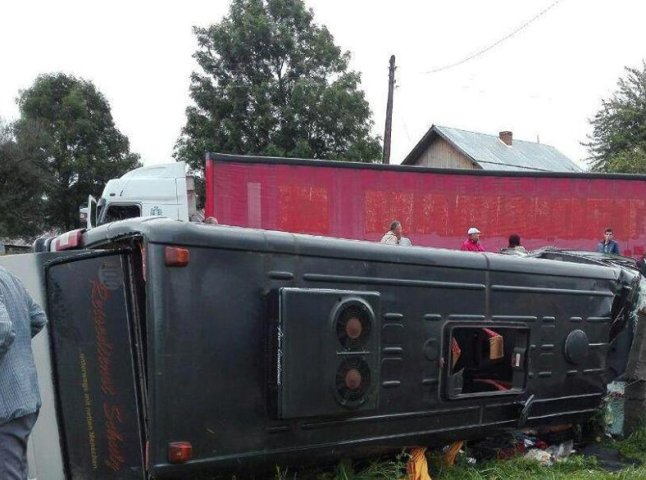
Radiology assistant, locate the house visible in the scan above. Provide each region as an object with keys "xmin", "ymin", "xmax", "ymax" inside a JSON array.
[{"xmin": 402, "ymin": 125, "xmax": 581, "ymax": 172}]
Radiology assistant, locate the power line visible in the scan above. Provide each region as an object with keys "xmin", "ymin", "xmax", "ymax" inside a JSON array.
[{"xmin": 420, "ymin": 0, "xmax": 565, "ymax": 75}]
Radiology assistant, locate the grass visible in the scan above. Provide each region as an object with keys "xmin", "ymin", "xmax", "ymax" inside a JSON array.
[
  {"xmin": 615, "ymin": 423, "xmax": 646, "ymax": 464},
  {"xmin": 271, "ymin": 424, "xmax": 646, "ymax": 480},
  {"xmin": 273, "ymin": 455, "xmax": 408, "ymax": 480}
]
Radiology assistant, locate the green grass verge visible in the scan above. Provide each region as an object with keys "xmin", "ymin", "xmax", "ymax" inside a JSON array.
[{"xmin": 433, "ymin": 455, "xmax": 646, "ymax": 480}]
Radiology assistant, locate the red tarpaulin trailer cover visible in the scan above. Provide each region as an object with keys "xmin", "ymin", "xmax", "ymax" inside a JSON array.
[{"xmin": 205, "ymin": 153, "xmax": 646, "ymax": 256}]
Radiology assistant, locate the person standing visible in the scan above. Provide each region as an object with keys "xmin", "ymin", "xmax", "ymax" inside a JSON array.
[
  {"xmin": 0, "ymin": 266, "xmax": 48, "ymax": 480},
  {"xmin": 461, "ymin": 227, "xmax": 485, "ymax": 252},
  {"xmin": 380, "ymin": 220, "xmax": 403, "ymax": 245},
  {"xmin": 596, "ymin": 228, "xmax": 620, "ymax": 254},
  {"xmin": 502, "ymin": 233, "xmax": 527, "ymax": 254}
]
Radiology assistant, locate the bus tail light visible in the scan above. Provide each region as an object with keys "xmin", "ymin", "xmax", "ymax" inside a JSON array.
[
  {"xmin": 168, "ymin": 441, "xmax": 192, "ymax": 463},
  {"xmin": 51, "ymin": 230, "xmax": 83, "ymax": 251},
  {"xmin": 164, "ymin": 246, "xmax": 189, "ymax": 267}
]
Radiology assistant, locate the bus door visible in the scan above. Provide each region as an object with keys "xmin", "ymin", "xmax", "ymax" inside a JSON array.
[{"xmin": 46, "ymin": 251, "xmax": 146, "ymax": 479}]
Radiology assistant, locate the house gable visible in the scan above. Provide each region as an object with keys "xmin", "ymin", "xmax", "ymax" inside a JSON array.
[
  {"xmin": 415, "ymin": 136, "xmax": 481, "ymax": 169},
  {"xmin": 402, "ymin": 125, "xmax": 581, "ymax": 172}
]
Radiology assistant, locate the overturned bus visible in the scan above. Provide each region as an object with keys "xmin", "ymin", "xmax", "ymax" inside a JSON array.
[{"xmin": 5, "ymin": 218, "xmax": 645, "ymax": 479}]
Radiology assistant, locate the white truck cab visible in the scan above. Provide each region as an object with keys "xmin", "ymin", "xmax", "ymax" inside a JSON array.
[
  {"xmin": 89, "ymin": 161, "xmax": 197, "ymax": 228},
  {"xmin": 41, "ymin": 162, "xmax": 198, "ymax": 253}
]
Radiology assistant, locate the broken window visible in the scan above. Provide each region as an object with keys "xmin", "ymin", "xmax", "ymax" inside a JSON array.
[{"xmin": 446, "ymin": 326, "xmax": 529, "ymax": 399}]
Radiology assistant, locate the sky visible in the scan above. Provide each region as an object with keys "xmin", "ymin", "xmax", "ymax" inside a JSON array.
[{"xmin": 1, "ymin": 0, "xmax": 645, "ymax": 169}]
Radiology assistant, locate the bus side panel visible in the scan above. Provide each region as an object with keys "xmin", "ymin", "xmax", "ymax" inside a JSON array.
[{"xmin": 145, "ymin": 237, "xmax": 614, "ymax": 477}]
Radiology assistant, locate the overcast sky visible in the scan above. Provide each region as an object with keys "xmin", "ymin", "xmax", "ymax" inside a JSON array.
[{"xmin": 1, "ymin": 0, "xmax": 645, "ymax": 169}]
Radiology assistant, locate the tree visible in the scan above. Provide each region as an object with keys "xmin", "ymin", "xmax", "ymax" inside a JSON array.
[
  {"xmin": 175, "ymin": 0, "xmax": 381, "ymax": 175},
  {"xmin": 0, "ymin": 120, "xmax": 49, "ymax": 238},
  {"xmin": 586, "ymin": 61, "xmax": 646, "ymax": 173},
  {"xmin": 15, "ymin": 73, "xmax": 141, "ymax": 231}
]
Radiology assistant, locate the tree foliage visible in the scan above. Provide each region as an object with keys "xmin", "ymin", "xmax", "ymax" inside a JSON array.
[
  {"xmin": 14, "ymin": 73, "xmax": 141, "ymax": 231},
  {"xmin": 0, "ymin": 120, "xmax": 49, "ymax": 238},
  {"xmin": 175, "ymin": 0, "xmax": 381, "ymax": 173},
  {"xmin": 586, "ymin": 61, "xmax": 646, "ymax": 173}
]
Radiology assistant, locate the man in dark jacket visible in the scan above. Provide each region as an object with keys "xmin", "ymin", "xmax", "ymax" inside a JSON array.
[
  {"xmin": 596, "ymin": 228, "xmax": 620, "ymax": 254},
  {"xmin": 0, "ymin": 266, "xmax": 47, "ymax": 480}
]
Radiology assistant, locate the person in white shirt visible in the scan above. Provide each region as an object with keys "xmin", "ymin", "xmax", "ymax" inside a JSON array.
[{"xmin": 380, "ymin": 220, "xmax": 403, "ymax": 245}]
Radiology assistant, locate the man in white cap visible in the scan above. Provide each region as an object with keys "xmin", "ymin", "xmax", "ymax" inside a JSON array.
[{"xmin": 461, "ymin": 227, "xmax": 485, "ymax": 252}]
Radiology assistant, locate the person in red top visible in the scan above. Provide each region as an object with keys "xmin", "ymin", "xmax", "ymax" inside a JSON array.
[{"xmin": 461, "ymin": 227, "xmax": 485, "ymax": 252}]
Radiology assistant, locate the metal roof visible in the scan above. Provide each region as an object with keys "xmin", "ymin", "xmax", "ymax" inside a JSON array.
[{"xmin": 402, "ymin": 125, "xmax": 582, "ymax": 172}]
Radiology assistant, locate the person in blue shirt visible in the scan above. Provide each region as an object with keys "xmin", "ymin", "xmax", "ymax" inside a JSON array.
[
  {"xmin": 0, "ymin": 266, "xmax": 47, "ymax": 480},
  {"xmin": 596, "ymin": 228, "xmax": 620, "ymax": 254}
]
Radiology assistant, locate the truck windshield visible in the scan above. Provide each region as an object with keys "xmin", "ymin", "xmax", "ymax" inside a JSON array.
[{"xmin": 101, "ymin": 204, "xmax": 142, "ymax": 224}]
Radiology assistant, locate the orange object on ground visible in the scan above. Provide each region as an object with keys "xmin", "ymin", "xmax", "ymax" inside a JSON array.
[
  {"xmin": 406, "ymin": 447, "xmax": 432, "ymax": 480},
  {"xmin": 443, "ymin": 440, "xmax": 464, "ymax": 466}
]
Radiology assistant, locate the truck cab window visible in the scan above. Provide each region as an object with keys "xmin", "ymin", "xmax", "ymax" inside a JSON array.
[{"xmin": 104, "ymin": 204, "xmax": 141, "ymax": 223}]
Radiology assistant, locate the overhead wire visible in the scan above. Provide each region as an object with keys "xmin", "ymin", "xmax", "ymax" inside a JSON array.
[{"xmin": 420, "ymin": 0, "xmax": 565, "ymax": 75}]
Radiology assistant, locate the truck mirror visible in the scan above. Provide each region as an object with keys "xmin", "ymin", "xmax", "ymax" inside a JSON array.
[{"xmin": 79, "ymin": 206, "xmax": 88, "ymax": 224}]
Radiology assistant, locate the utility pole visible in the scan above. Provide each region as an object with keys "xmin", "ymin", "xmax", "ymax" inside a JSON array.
[{"xmin": 383, "ymin": 55, "xmax": 396, "ymax": 164}]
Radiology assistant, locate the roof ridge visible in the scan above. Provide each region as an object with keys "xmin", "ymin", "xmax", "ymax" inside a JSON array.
[
  {"xmin": 475, "ymin": 160, "xmax": 551, "ymax": 172},
  {"xmin": 436, "ymin": 125, "xmax": 555, "ymax": 147}
]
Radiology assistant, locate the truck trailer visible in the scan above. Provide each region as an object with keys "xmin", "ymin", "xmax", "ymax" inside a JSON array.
[
  {"xmin": 204, "ymin": 153, "xmax": 646, "ymax": 255},
  {"xmin": 7, "ymin": 217, "xmax": 644, "ymax": 479}
]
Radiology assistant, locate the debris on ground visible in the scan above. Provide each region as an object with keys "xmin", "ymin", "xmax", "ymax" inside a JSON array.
[
  {"xmin": 401, "ymin": 419, "xmax": 646, "ymax": 480},
  {"xmin": 519, "ymin": 439, "xmax": 573, "ymax": 466},
  {"xmin": 523, "ymin": 448, "xmax": 552, "ymax": 465},
  {"xmin": 546, "ymin": 439, "xmax": 574, "ymax": 462},
  {"xmin": 406, "ymin": 448, "xmax": 432, "ymax": 480},
  {"xmin": 605, "ymin": 380, "xmax": 625, "ymax": 436},
  {"xmin": 442, "ymin": 441, "xmax": 464, "ymax": 466},
  {"xmin": 468, "ymin": 427, "xmax": 578, "ymax": 463}
]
